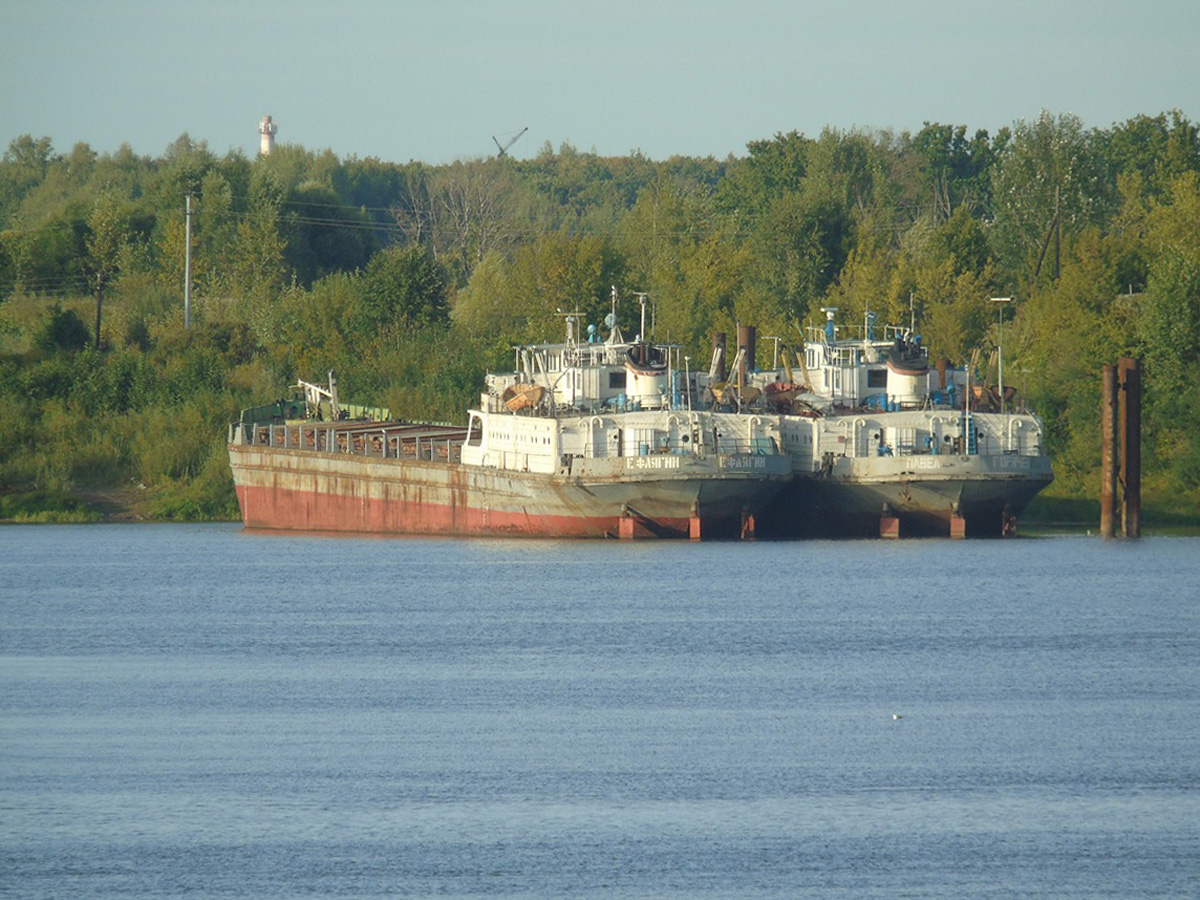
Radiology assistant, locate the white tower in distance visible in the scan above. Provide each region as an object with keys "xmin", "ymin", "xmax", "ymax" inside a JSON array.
[{"xmin": 258, "ymin": 115, "xmax": 278, "ymax": 155}]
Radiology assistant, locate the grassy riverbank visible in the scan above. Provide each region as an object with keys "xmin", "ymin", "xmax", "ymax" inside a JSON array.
[{"xmin": 1, "ymin": 481, "xmax": 238, "ymax": 524}]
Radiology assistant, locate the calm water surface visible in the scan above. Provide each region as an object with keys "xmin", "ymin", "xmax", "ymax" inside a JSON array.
[{"xmin": 2, "ymin": 525, "xmax": 1198, "ymax": 898}]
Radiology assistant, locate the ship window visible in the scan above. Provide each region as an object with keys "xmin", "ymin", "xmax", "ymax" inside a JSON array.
[
  {"xmin": 467, "ymin": 418, "xmax": 484, "ymax": 446},
  {"xmin": 867, "ymin": 369, "xmax": 887, "ymax": 388},
  {"xmin": 609, "ymin": 371, "xmax": 626, "ymax": 390}
]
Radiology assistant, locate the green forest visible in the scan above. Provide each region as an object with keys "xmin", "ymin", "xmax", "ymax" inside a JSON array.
[{"xmin": 2, "ymin": 110, "xmax": 1198, "ymax": 525}]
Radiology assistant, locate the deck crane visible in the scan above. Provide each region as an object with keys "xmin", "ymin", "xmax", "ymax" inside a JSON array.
[{"xmin": 492, "ymin": 127, "xmax": 528, "ymax": 158}]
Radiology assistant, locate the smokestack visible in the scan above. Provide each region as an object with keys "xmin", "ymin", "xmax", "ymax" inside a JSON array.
[{"xmin": 737, "ymin": 325, "xmax": 756, "ymax": 382}]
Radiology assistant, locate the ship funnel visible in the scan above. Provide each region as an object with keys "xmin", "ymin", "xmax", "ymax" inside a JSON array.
[
  {"xmin": 737, "ymin": 325, "xmax": 756, "ymax": 382},
  {"xmin": 885, "ymin": 338, "xmax": 929, "ymax": 407}
]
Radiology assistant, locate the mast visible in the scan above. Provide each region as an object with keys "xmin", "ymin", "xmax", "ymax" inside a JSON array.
[{"xmin": 634, "ymin": 291, "xmax": 649, "ymax": 342}]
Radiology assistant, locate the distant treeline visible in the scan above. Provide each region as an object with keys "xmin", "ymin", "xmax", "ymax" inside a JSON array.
[{"xmin": 1, "ymin": 111, "xmax": 1198, "ymax": 522}]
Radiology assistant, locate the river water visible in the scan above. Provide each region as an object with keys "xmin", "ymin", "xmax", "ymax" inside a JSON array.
[{"xmin": 2, "ymin": 524, "xmax": 1198, "ymax": 898}]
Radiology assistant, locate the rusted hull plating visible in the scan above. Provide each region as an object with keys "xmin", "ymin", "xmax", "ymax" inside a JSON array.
[
  {"xmin": 810, "ymin": 475, "xmax": 1052, "ymax": 537},
  {"xmin": 229, "ymin": 444, "xmax": 789, "ymax": 540},
  {"xmin": 766, "ymin": 455, "xmax": 1054, "ymax": 538}
]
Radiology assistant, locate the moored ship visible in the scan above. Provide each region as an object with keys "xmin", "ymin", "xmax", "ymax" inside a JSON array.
[
  {"xmin": 227, "ymin": 299, "xmax": 792, "ymax": 540},
  {"xmin": 735, "ymin": 308, "xmax": 1054, "ymax": 537}
]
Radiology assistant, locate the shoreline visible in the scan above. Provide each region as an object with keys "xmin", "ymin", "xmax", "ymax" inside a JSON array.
[{"xmin": 2, "ymin": 486, "xmax": 1195, "ymax": 534}]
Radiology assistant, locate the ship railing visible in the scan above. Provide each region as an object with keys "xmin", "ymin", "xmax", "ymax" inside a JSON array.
[
  {"xmin": 231, "ymin": 421, "xmax": 785, "ymax": 462},
  {"xmin": 576, "ymin": 435, "xmax": 780, "ymax": 459},
  {"xmin": 689, "ymin": 436, "xmax": 780, "ymax": 457},
  {"xmin": 840, "ymin": 429, "xmax": 1047, "ymax": 459},
  {"xmin": 232, "ymin": 421, "xmax": 468, "ymax": 464}
]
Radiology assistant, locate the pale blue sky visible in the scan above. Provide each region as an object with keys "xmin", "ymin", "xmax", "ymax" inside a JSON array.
[{"xmin": 2, "ymin": 0, "xmax": 1197, "ymax": 163}]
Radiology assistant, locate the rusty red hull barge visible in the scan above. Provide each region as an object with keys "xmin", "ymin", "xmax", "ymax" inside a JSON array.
[{"xmin": 228, "ymin": 420, "xmax": 792, "ymax": 540}]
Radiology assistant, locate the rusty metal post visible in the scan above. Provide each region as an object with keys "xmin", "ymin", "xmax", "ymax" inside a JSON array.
[
  {"xmin": 740, "ymin": 509, "xmax": 756, "ymax": 541},
  {"xmin": 1001, "ymin": 505, "xmax": 1017, "ymax": 537},
  {"xmin": 1118, "ymin": 358, "xmax": 1141, "ymax": 539},
  {"xmin": 949, "ymin": 514, "xmax": 967, "ymax": 539},
  {"xmin": 880, "ymin": 503, "xmax": 900, "ymax": 539},
  {"xmin": 1100, "ymin": 364, "xmax": 1118, "ymax": 539}
]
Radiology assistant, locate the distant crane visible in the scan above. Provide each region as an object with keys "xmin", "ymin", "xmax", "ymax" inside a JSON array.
[{"xmin": 492, "ymin": 126, "xmax": 528, "ymax": 158}]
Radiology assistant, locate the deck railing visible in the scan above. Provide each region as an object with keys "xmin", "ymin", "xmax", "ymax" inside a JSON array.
[
  {"xmin": 230, "ymin": 422, "xmax": 467, "ymax": 464},
  {"xmin": 230, "ymin": 421, "xmax": 784, "ymax": 465}
]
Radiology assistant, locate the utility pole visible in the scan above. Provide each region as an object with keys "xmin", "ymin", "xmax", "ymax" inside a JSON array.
[
  {"xmin": 1034, "ymin": 186, "xmax": 1062, "ymax": 280},
  {"xmin": 1053, "ymin": 186, "xmax": 1061, "ymax": 280},
  {"xmin": 989, "ymin": 297, "xmax": 1012, "ymax": 418},
  {"xmin": 184, "ymin": 193, "xmax": 193, "ymax": 329}
]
